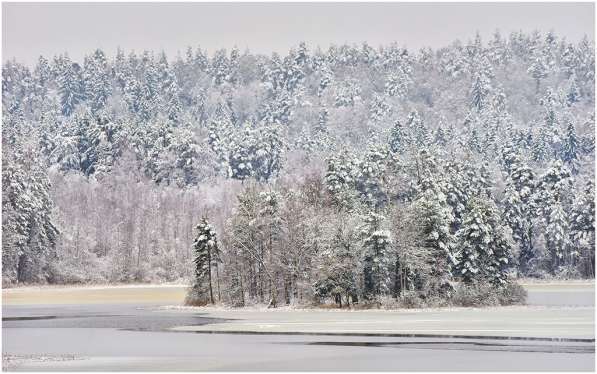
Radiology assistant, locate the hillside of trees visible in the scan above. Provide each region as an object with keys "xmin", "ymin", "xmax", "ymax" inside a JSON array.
[{"xmin": 2, "ymin": 30, "xmax": 595, "ymax": 306}]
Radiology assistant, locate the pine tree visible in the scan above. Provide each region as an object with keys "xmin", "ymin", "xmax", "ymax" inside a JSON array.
[
  {"xmin": 193, "ymin": 46, "xmax": 209, "ymax": 72},
  {"xmin": 57, "ymin": 59, "xmax": 84, "ymax": 116},
  {"xmin": 413, "ymin": 188, "xmax": 456, "ymax": 294},
  {"xmin": 385, "ymin": 69, "xmax": 410, "ymax": 98},
  {"xmin": 467, "ymin": 127, "xmax": 483, "ymax": 154},
  {"xmin": 502, "ymin": 152, "xmax": 536, "ymax": 275},
  {"xmin": 561, "ymin": 43, "xmax": 578, "ymax": 78},
  {"xmin": 361, "ymin": 212, "xmax": 391, "ymax": 301},
  {"xmin": 2, "ymin": 139, "xmax": 58, "ymax": 284},
  {"xmin": 487, "ymin": 223, "xmax": 513, "ymax": 287},
  {"xmin": 188, "ymin": 217, "xmax": 221, "ymax": 305},
  {"xmin": 211, "ymin": 49, "xmax": 230, "ymax": 86},
  {"xmin": 542, "ymin": 31, "xmax": 558, "ymax": 70},
  {"xmin": 228, "ymin": 46, "xmax": 241, "ymax": 86},
  {"xmin": 162, "ymin": 70, "xmax": 182, "ymax": 123},
  {"xmin": 315, "ymin": 64, "xmax": 333, "ymax": 98},
  {"xmin": 83, "ymin": 49, "xmax": 111, "ymax": 113},
  {"xmin": 434, "ymin": 125, "xmax": 448, "ymax": 147},
  {"xmin": 353, "ymin": 145, "xmax": 389, "ymax": 208},
  {"xmin": 207, "ymin": 115, "xmax": 234, "ymax": 176},
  {"xmin": 325, "ymin": 150, "xmax": 357, "ymax": 210},
  {"xmin": 228, "ymin": 125, "xmax": 256, "ymax": 181},
  {"xmin": 407, "ymin": 110, "xmax": 429, "ymax": 147},
  {"xmin": 535, "ymin": 160, "xmax": 574, "ymax": 274},
  {"xmin": 561, "ymin": 120, "xmax": 579, "ymax": 173},
  {"xmin": 34, "ymin": 56, "xmax": 52, "ymax": 89},
  {"xmin": 456, "ymin": 197, "xmax": 512, "ymax": 285},
  {"xmin": 52, "ymin": 110, "xmax": 97, "ymax": 175},
  {"xmin": 168, "ymin": 126, "xmax": 203, "ymax": 186},
  {"xmin": 527, "ymin": 55, "xmax": 547, "ymax": 92},
  {"xmin": 389, "ymin": 120, "xmax": 409, "ymax": 154},
  {"xmin": 369, "ymin": 94, "xmax": 392, "ymax": 124},
  {"xmin": 566, "ymin": 73, "xmax": 581, "ymax": 106},
  {"xmin": 456, "ymin": 200, "xmax": 487, "ymax": 284},
  {"xmin": 470, "ymin": 72, "xmax": 491, "ymax": 111},
  {"xmin": 532, "ymin": 124, "xmax": 552, "ymax": 163},
  {"xmin": 334, "ymin": 79, "xmax": 361, "ymax": 107},
  {"xmin": 570, "ymin": 181, "xmax": 595, "ymax": 277},
  {"xmin": 87, "ymin": 112, "xmax": 124, "ymax": 176},
  {"xmin": 545, "ymin": 200, "xmax": 570, "ymax": 273},
  {"xmin": 315, "ymin": 107, "xmax": 329, "ymax": 135},
  {"xmin": 253, "ymin": 123, "xmax": 285, "ymax": 182}
]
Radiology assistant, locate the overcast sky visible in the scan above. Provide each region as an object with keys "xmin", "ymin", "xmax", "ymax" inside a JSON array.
[{"xmin": 2, "ymin": 2, "xmax": 595, "ymax": 66}]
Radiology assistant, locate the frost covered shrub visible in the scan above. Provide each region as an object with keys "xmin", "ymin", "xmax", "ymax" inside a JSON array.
[
  {"xmin": 398, "ymin": 291, "xmax": 427, "ymax": 309},
  {"xmin": 452, "ymin": 282, "xmax": 527, "ymax": 307},
  {"xmin": 48, "ymin": 252, "xmax": 109, "ymax": 284},
  {"xmin": 554, "ymin": 265, "xmax": 582, "ymax": 280},
  {"xmin": 184, "ymin": 285, "xmax": 211, "ymax": 306},
  {"xmin": 496, "ymin": 282, "xmax": 527, "ymax": 305},
  {"xmin": 452, "ymin": 283, "xmax": 500, "ymax": 307}
]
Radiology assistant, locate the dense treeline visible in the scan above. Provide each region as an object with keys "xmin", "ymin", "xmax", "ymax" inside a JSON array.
[{"xmin": 2, "ymin": 31, "xmax": 594, "ymax": 307}]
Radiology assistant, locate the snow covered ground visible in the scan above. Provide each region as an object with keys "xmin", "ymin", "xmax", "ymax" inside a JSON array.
[
  {"xmin": 169, "ymin": 304, "xmax": 594, "ymax": 339},
  {"xmin": 2, "ymin": 284, "xmax": 188, "ymax": 305},
  {"xmin": 3, "ymin": 280, "xmax": 593, "ymax": 306}
]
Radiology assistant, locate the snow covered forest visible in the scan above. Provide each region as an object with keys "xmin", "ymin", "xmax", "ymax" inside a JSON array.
[{"xmin": 2, "ymin": 30, "xmax": 595, "ymax": 306}]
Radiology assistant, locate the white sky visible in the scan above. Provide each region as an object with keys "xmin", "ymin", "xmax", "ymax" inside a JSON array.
[{"xmin": 2, "ymin": 2, "xmax": 595, "ymax": 66}]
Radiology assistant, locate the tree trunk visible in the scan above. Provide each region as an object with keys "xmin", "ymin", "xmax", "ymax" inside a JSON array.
[
  {"xmin": 208, "ymin": 248, "xmax": 214, "ymax": 304},
  {"xmin": 268, "ymin": 279, "xmax": 277, "ymax": 308},
  {"xmin": 215, "ymin": 262, "xmax": 222, "ymax": 302}
]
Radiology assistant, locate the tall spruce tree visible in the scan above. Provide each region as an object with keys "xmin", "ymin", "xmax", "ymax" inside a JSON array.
[
  {"xmin": 189, "ymin": 217, "xmax": 221, "ymax": 305},
  {"xmin": 361, "ymin": 212, "xmax": 391, "ymax": 301},
  {"xmin": 502, "ymin": 152, "xmax": 536, "ymax": 275}
]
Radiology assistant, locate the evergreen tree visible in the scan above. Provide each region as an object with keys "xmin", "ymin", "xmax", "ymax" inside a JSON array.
[
  {"xmin": 2, "ymin": 139, "xmax": 58, "ymax": 284},
  {"xmin": 502, "ymin": 152, "xmax": 536, "ymax": 275},
  {"xmin": 334, "ymin": 79, "xmax": 361, "ymax": 107},
  {"xmin": 566, "ymin": 73, "xmax": 581, "ymax": 106},
  {"xmin": 163, "ymin": 70, "xmax": 182, "ymax": 123},
  {"xmin": 545, "ymin": 200, "xmax": 570, "ymax": 273},
  {"xmin": 211, "ymin": 49, "xmax": 230, "ymax": 86},
  {"xmin": 228, "ymin": 140, "xmax": 255, "ymax": 181},
  {"xmin": 189, "ymin": 217, "xmax": 221, "ymax": 305},
  {"xmin": 353, "ymin": 145, "xmax": 389, "ymax": 208},
  {"xmin": 527, "ymin": 55, "xmax": 547, "ymax": 92},
  {"xmin": 561, "ymin": 43, "xmax": 578, "ymax": 78},
  {"xmin": 470, "ymin": 72, "xmax": 491, "ymax": 111},
  {"xmin": 361, "ymin": 212, "xmax": 391, "ymax": 301},
  {"xmin": 83, "ymin": 49, "xmax": 111, "ymax": 113},
  {"xmin": 413, "ymin": 188, "xmax": 456, "ymax": 294},
  {"xmin": 34, "ymin": 55, "xmax": 52, "ymax": 89},
  {"xmin": 369, "ymin": 94, "xmax": 392, "ymax": 124},
  {"xmin": 57, "ymin": 59, "xmax": 84, "ymax": 116},
  {"xmin": 570, "ymin": 181, "xmax": 595, "ymax": 277},
  {"xmin": 535, "ymin": 160, "xmax": 574, "ymax": 273},
  {"xmin": 389, "ymin": 120, "xmax": 409, "ymax": 154},
  {"xmin": 253, "ymin": 123, "xmax": 285, "ymax": 182},
  {"xmin": 325, "ymin": 150, "xmax": 357, "ymax": 210},
  {"xmin": 561, "ymin": 120, "xmax": 579, "ymax": 173},
  {"xmin": 52, "ymin": 110, "xmax": 97, "ymax": 175},
  {"xmin": 407, "ymin": 110, "xmax": 429, "ymax": 147},
  {"xmin": 532, "ymin": 123, "xmax": 552, "ymax": 163},
  {"xmin": 385, "ymin": 69, "xmax": 410, "ymax": 98},
  {"xmin": 456, "ymin": 197, "xmax": 512, "ymax": 285}
]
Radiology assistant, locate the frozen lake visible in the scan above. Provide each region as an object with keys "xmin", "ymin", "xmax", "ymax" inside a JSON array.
[{"xmin": 2, "ymin": 282, "xmax": 594, "ymax": 371}]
